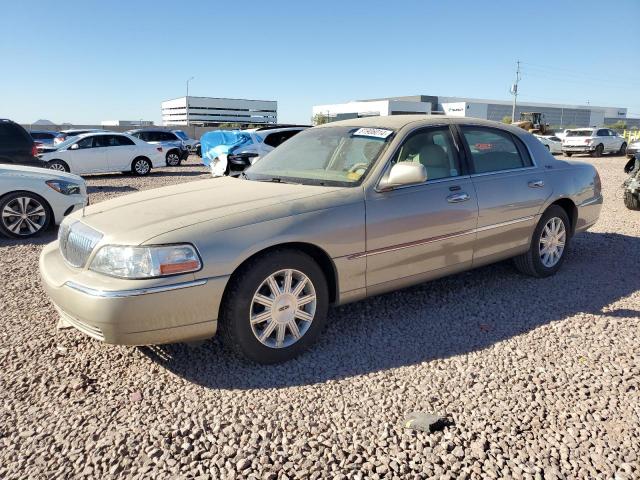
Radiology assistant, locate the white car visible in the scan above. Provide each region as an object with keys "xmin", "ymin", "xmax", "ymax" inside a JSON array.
[
  {"xmin": 0, "ymin": 164, "xmax": 87, "ymax": 238},
  {"xmin": 39, "ymin": 132, "xmax": 165, "ymax": 176},
  {"xmin": 562, "ymin": 128, "xmax": 627, "ymax": 157},
  {"xmin": 535, "ymin": 135, "xmax": 562, "ymax": 154}
]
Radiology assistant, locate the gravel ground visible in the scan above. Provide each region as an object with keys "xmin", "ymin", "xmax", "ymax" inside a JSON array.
[{"xmin": 1, "ymin": 154, "xmax": 638, "ymax": 479}]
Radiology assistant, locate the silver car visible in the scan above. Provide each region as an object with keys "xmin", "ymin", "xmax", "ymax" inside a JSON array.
[{"xmin": 39, "ymin": 116, "xmax": 602, "ymax": 363}]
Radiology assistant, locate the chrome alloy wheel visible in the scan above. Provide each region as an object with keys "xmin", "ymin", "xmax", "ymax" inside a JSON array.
[
  {"xmin": 1, "ymin": 196, "xmax": 47, "ymax": 236},
  {"xmin": 539, "ymin": 217, "xmax": 566, "ymax": 268},
  {"xmin": 250, "ymin": 269, "xmax": 317, "ymax": 349},
  {"xmin": 134, "ymin": 159, "xmax": 150, "ymax": 174},
  {"xmin": 166, "ymin": 152, "xmax": 180, "ymax": 166}
]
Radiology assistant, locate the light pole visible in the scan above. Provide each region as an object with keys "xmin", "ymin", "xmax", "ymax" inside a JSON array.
[{"xmin": 186, "ymin": 76, "xmax": 195, "ymax": 127}]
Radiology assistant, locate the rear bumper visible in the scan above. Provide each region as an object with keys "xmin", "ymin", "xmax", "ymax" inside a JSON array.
[
  {"xmin": 575, "ymin": 194, "xmax": 603, "ymax": 233},
  {"xmin": 563, "ymin": 145, "xmax": 595, "ymax": 153},
  {"xmin": 39, "ymin": 242, "xmax": 228, "ymax": 345}
]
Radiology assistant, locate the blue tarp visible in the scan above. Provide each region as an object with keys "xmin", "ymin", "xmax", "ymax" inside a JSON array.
[{"xmin": 200, "ymin": 130, "xmax": 258, "ymax": 166}]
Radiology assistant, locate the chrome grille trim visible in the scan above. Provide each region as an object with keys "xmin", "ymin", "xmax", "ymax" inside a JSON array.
[{"xmin": 58, "ymin": 221, "xmax": 103, "ymax": 268}]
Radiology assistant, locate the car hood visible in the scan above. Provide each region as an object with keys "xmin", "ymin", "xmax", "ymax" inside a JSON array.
[
  {"xmin": 0, "ymin": 164, "xmax": 83, "ymax": 183},
  {"xmin": 69, "ymin": 176, "xmax": 346, "ymax": 244}
]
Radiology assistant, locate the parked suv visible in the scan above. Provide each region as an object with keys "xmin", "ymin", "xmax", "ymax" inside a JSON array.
[
  {"xmin": 126, "ymin": 129, "xmax": 189, "ymax": 166},
  {"xmin": 562, "ymin": 128, "xmax": 627, "ymax": 157},
  {"xmin": 172, "ymin": 130, "xmax": 200, "ymax": 155},
  {"xmin": 0, "ymin": 119, "xmax": 42, "ymax": 168}
]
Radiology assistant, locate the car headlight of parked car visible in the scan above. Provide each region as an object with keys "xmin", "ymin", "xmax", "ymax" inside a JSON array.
[
  {"xmin": 45, "ymin": 180, "xmax": 82, "ymax": 195},
  {"xmin": 89, "ymin": 244, "xmax": 201, "ymax": 279}
]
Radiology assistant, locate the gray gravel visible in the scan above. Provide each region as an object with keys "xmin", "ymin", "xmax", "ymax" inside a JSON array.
[{"xmin": 1, "ymin": 154, "xmax": 639, "ymax": 479}]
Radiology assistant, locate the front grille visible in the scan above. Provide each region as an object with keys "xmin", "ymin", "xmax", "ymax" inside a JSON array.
[{"xmin": 58, "ymin": 221, "xmax": 103, "ymax": 268}]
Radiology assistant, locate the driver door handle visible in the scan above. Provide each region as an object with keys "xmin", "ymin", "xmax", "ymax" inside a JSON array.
[
  {"xmin": 447, "ymin": 192, "xmax": 470, "ymax": 203},
  {"xmin": 528, "ymin": 180, "xmax": 544, "ymax": 188}
]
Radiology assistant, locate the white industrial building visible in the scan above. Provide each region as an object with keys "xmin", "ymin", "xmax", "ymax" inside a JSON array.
[
  {"xmin": 161, "ymin": 96, "xmax": 277, "ymax": 126},
  {"xmin": 101, "ymin": 120, "xmax": 154, "ymax": 127},
  {"xmin": 313, "ymin": 95, "xmax": 633, "ymax": 128}
]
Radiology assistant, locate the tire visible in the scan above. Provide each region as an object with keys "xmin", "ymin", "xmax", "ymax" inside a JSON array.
[
  {"xmin": 592, "ymin": 144, "xmax": 604, "ymax": 158},
  {"xmin": 564, "ymin": 152, "xmax": 572, "ymax": 157},
  {"xmin": 624, "ymin": 191, "xmax": 640, "ymax": 210},
  {"xmin": 166, "ymin": 150, "xmax": 181, "ymax": 167},
  {"xmin": 618, "ymin": 143, "xmax": 627, "ymax": 156},
  {"xmin": 0, "ymin": 191, "xmax": 51, "ymax": 238},
  {"xmin": 48, "ymin": 160, "xmax": 69, "ymax": 172},
  {"xmin": 545, "ymin": 144, "xmax": 550, "ymax": 151},
  {"xmin": 131, "ymin": 157, "xmax": 151, "ymax": 176},
  {"xmin": 219, "ymin": 249, "xmax": 329, "ymax": 364},
  {"xmin": 514, "ymin": 205, "xmax": 571, "ymax": 278}
]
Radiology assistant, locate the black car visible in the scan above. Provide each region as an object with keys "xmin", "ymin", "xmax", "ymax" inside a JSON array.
[
  {"xmin": 126, "ymin": 129, "xmax": 190, "ymax": 166},
  {"xmin": 0, "ymin": 119, "xmax": 43, "ymax": 168}
]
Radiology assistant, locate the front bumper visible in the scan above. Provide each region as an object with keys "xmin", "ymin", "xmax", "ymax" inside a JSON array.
[{"xmin": 39, "ymin": 242, "xmax": 228, "ymax": 345}]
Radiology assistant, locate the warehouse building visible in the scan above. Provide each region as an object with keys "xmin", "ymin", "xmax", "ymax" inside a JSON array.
[
  {"xmin": 313, "ymin": 95, "xmax": 635, "ymax": 128},
  {"xmin": 162, "ymin": 96, "xmax": 277, "ymax": 126}
]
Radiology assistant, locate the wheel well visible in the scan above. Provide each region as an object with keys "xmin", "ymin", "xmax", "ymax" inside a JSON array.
[
  {"xmin": 550, "ymin": 198, "xmax": 577, "ymax": 235},
  {"xmin": 166, "ymin": 149, "xmax": 179, "ymax": 156},
  {"xmin": 132, "ymin": 156, "xmax": 150, "ymax": 163},
  {"xmin": 224, "ymin": 242, "xmax": 339, "ymax": 304}
]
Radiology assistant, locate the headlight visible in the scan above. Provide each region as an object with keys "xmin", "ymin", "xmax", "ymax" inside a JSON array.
[
  {"xmin": 89, "ymin": 244, "xmax": 201, "ymax": 279},
  {"xmin": 46, "ymin": 180, "xmax": 82, "ymax": 195}
]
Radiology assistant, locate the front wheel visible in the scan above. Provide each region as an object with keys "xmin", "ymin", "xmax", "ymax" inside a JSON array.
[
  {"xmin": 48, "ymin": 160, "xmax": 69, "ymax": 172},
  {"xmin": 220, "ymin": 249, "xmax": 329, "ymax": 364},
  {"xmin": 0, "ymin": 192, "xmax": 51, "ymax": 238},
  {"xmin": 514, "ymin": 206, "xmax": 570, "ymax": 278},
  {"xmin": 131, "ymin": 158, "xmax": 151, "ymax": 176}
]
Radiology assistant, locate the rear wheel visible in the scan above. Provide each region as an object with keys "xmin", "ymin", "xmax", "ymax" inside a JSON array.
[
  {"xmin": 0, "ymin": 192, "xmax": 51, "ymax": 238},
  {"xmin": 219, "ymin": 249, "xmax": 329, "ymax": 364},
  {"xmin": 48, "ymin": 160, "xmax": 69, "ymax": 172},
  {"xmin": 514, "ymin": 205, "xmax": 570, "ymax": 278},
  {"xmin": 564, "ymin": 152, "xmax": 572, "ymax": 157},
  {"xmin": 166, "ymin": 150, "xmax": 181, "ymax": 167},
  {"xmin": 624, "ymin": 191, "xmax": 640, "ymax": 210},
  {"xmin": 131, "ymin": 157, "xmax": 151, "ymax": 176},
  {"xmin": 592, "ymin": 144, "xmax": 604, "ymax": 158}
]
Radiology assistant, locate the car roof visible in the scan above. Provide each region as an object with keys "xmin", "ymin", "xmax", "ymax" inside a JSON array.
[
  {"xmin": 127, "ymin": 128, "xmax": 174, "ymax": 133},
  {"xmin": 316, "ymin": 114, "xmax": 526, "ymax": 133}
]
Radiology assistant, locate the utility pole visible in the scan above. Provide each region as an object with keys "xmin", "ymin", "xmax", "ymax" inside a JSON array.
[
  {"xmin": 510, "ymin": 60, "xmax": 521, "ymax": 123},
  {"xmin": 186, "ymin": 76, "xmax": 195, "ymax": 127}
]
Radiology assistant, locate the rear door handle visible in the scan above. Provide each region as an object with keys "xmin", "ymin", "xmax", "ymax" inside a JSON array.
[
  {"xmin": 528, "ymin": 180, "xmax": 544, "ymax": 188},
  {"xmin": 447, "ymin": 192, "xmax": 470, "ymax": 203}
]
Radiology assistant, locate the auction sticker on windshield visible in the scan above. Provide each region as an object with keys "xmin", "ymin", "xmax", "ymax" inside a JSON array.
[{"xmin": 352, "ymin": 128, "xmax": 393, "ymax": 139}]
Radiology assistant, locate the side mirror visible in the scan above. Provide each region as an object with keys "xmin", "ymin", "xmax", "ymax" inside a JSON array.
[
  {"xmin": 378, "ymin": 161, "xmax": 427, "ymax": 191},
  {"xmin": 69, "ymin": 144, "xmax": 79, "ymax": 150}
]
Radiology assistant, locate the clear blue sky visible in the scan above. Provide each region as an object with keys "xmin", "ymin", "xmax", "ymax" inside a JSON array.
[{"xmin": 2, "ymin": 0, "xmax": 639, "ymax": 125}]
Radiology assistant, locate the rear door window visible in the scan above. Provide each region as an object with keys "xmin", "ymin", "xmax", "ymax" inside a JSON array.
[
  {"xmin": 460, "ymin": 127, "xmax": 532, "ymax": 174},
  {"xmin": 114, "ymin": 135, "xmax": 135, "ymax": 146}
]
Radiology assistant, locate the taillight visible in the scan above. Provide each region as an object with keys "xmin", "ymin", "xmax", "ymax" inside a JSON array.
[
  {"xmin": 584, "ymin": 138, "xmax": 592, "ymax": 144},
  {"xmin": 31, "ymin": 144, "xmax": 38, "ymax": 156}
]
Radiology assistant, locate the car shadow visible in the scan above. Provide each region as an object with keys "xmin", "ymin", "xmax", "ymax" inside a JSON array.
[
  {"xmin": 87, "ymin": 185, "xmax": 138, "ymax": 194},
  {"xmin": 140, "ymin": 230, "xmax": 640, "ymax": 390}
]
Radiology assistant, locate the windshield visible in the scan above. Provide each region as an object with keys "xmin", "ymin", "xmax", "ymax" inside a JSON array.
[
  {"xmin": 567, "ymin": 130, "xmax": 593, "ymax": 137},
  {"xmin": 245, "ymin": 126, "xmax": 394, "ymax": 186},
  {"xmin": 54, "ymin": 135, "xmax": 83, "ymax": 150},
  {"xmin": 173, "ymin": 130, "xmax": 188, "ymax": 140}
]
